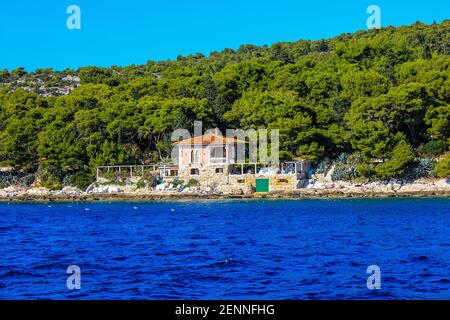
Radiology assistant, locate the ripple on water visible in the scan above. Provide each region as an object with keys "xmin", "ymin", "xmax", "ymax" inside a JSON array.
[{"xmin": 1, "ymin": 198, "xmax": 450, "ymax": 299}]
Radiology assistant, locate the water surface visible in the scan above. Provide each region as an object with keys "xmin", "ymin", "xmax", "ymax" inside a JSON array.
[{"xmin": 0, "ymin": 198, "xmax": 449, "ymax": 299}]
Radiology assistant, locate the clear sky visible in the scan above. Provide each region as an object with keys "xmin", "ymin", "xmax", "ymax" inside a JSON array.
[{"xmin": 0, "ymin": 0, "xmax": 448, "ymax": 71}]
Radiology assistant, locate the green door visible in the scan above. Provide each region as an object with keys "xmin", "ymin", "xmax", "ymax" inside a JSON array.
[{"xmin": 256, "ymin": 178, "xmax": 269, "ymax": 193}]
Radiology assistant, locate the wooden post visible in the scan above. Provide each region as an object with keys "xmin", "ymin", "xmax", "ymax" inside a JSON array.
[
  {"xmin": 142, "ymin": 166, "xmax": 144, "ymax": 177},
  {"xmin": 241, "ymin": 164, "xmax": 244, "ymax": 175},
  {"xmin": 130, "ymin": 166, "xmax": 133, "ymax": 177}
]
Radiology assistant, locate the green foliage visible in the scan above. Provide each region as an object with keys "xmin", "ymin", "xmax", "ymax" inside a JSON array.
[
  {"xmin": 279, "ymin": 151, "xmax": 294, "ymax": 162},
  {"xmin": 355, "ymin": 163, "xmax": 375, "ymax": 180},
  {"xmin": 375, "ymin": 138, "xmax": 415, "ymax": 179},
  {"xmin": 0, "ymin": 21, "xmax": 450, "ymax": 185},
  {"xmin": 136, "ymin": 179, "xmax": 146, "ymax": 189},
  {"xmin": 186, "ymin": 178, "xmax": 200, "ymax": 187},
  {"xmin": 0, "ymin": 171, "xmax": 36, "ymax": 188},
  {"xmin": 171, "ymin": 178, "xmax": 184, "ymax": 188},
  {"xmin": 331, "ymin": 153, "xmax": 364, "ymax": 182},
  {"xmin": 0, "ymin": 172, "xmax": 18, "ymax": 188},
  {"xmin": 424, "ymin": 105, "xmax": 450, "ymax": 140},
  {"xmin": 315, "ymin": 157, "xmax": 333, "ymax": 174},
  {"xmin": 417, "ymin": 140, "xmax": 448, "ymax": 158},
  {"xmin": 435, "ymin": 154, "xmax": 450, "ymax": 178},
  {"xmin": 332, "ymin": 163, "xmax": 358, "ymax": 182},
  {"xmin": 18, "ymin": 174, "xmax": 35, "ymax": 188},
  {"xmin": 150, "ymin": 175, "xmax": 163, "ymax": 188},
  {"xmin": 66, "ymin": 172, "xmax": 94, "ymax": 190},
  {"xmin": 404, "ymin": 158, "xmax": 436, "ymax": 180},
  {"xmin": 41, "ymin": 177, "xmax": 62, "ymax": 191},
  {"xmin": 78, "ymin": 67, "xmax": 122, "ymax": 86}
]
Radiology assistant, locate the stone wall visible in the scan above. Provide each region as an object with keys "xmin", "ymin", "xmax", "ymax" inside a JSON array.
[
  {"xmin": 175, "ymin": 160, "xmax": 312, "ymax": 195},
  {"xmin": 178, "ymin": 163, "xmax": 308, "ymax": 194},
  {"xmin": 179, "ymin": 164, "xmax": 231, "ymax": 187}
]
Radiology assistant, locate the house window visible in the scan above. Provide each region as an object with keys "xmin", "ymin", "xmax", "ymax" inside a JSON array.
[
  {"xmin": 215, "ymin": 168, "xmax": 224, "ymax": 174},
  {"xmin": 237, "ymin": 179, "xmax": 245, "ymax": 183},
  {"xmin": 278, "ymin": 179, "xmax": 289, "ymax": 183},
  {"xmin": 190, "ymin": 150, "xmax": 200, "ymax": 164},
  {"xmin": 190, "ymin": 168, "xmax": 199, "ymax": 175},
  {"xmin": 211, "ymin": 146, "xmax": 226, "ymax": 157},
  {"xmin": 210, "ymin": 146, "xmax": 226, "ymax": 163}
]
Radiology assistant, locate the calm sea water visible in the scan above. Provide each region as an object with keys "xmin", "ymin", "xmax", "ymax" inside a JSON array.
[{"xmin": 0, "ymin": 198, "xmax": 449, "ymax": 300}]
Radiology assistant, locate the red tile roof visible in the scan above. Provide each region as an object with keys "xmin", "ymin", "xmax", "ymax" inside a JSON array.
[{"xmin": 174, "ymin": 133, "xmax": 247, "ymax": 146}]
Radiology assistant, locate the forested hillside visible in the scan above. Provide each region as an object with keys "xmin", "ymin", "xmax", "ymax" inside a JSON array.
[{"xmin": 1, "ymin": 21, "xmax": 450, "ymax": 189}]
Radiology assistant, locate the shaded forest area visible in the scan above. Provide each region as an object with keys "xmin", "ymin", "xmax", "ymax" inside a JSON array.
[{"xmin": 1, "ymin": 21, "xmax": 450, "ymax": 189}]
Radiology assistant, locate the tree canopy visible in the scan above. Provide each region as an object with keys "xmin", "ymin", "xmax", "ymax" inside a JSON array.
[{"xmin": 1, "ymin": 21, "xmax": 450, "ymax": 188}]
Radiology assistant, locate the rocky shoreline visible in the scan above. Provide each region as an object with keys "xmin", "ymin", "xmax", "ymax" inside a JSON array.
[
  {"xmin": 1, "ymin": 191, "xmax": 450, "ymax": 202},
  {"xmin": 1, "ymin": 178, "xmax": 449, "ymax": 202}
]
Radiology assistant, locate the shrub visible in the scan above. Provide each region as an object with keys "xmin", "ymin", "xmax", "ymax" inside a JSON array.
[
  {"xmin": 172, "ymin": 178, "xmax": 184, "ymax": 188},
  {"xmin": 331, "ymin": 163, "xmax": 347, "ymax": 181},
  {"xmin": 67, "ymin": 172, "xmax": 94, "ymax": 190},
  {"xmin": 99, "ymin": 169, "xmax": 131, "ymax": 184},
  {"xmin": 417, "ymin": 141, "xmax": 447, "ymax": 158},
  {"xmin": 186, "ymin": 179, "xmax": 200, "ymax": 187},
  {"xmin": 18, "ymin": 174, "xmax": 35, "ymax": 188},
  {"xmin": 42, "ymin": 177, "xmax": 62, "ymax": 190},
  {"xmin": 136, "ymin": 179, "xmax": 146, "ymax": 189},
  {"xmin": 146, "ymin": 173, "xmax": 162, "ymax": 188},
  {"xmin": 404, "ymin": 159, "xmax": 436, "ymax": 180},
  {"xmin": 375, "ymin": 139, "xmax": 414, "ymax": 179},
  {"xmin": 331, "ymin": 153, "xmax": 366, "ymax": 182},
  {"xmin": 0, "ymin": 172, "xmax": 20, "ymax": 188},
  {"xmin": 355, "ymin": 162, "xmax": 375, "ymax": 179},
  {"xmin": 337, "ymin": 153, "xmax": 349, "ymax": 164},
  {"xmin": 435, "ymin": 154, "xmax": 450, "ymax": 178},
  {"xmin": 331, "ymin": 163, "xmax": 358, "ymax": 182},
  {"xmin": 315, "ymin": 157, "xmax": 333, "ymax": 174},
  {"xmin": 279, "ymin": 151, "xmax": 294, "ymax": 162}
]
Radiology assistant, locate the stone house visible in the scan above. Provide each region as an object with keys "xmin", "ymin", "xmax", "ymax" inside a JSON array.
[
  {"xmin": 173, "ymin": 132, "xmax": 310, "ymax": 192},
  {"xmin": 174, "ymin": 132, "xmax": 246, "ymax": 178},
  {"xmin": 96, "ymin": 132, "xmax": 311, "ymax": 193}
]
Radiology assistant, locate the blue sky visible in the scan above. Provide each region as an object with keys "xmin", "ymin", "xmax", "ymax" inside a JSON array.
[{"xmin": 0, "ymin": 0, "xmax": 448, "ymax": 71}]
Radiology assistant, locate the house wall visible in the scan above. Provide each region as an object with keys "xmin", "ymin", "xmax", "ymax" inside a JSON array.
[
  {"xmin": 179, "ymin": 143, "xmax": 241, "ymax": 166},
  {"xmin": 179, "ymin": 164, "xmax": 230, "ymax": 185},
  {"xmin": 178, "ymin": 163, "xmax": 309, "ymax": 193},
  {"xmin": 180, "ymin": 148, "xmax": 190, "ymax": 166},
  {"xmin": 227, "ymin": 174, "xmax": 301, "ymax": 192},
  {"xmin": 179, "ymin": 146, "xmax": 209, "ymax": 166},
  {"xmin": 176, "ymin": 143, "xmax": 311, "ymax": 193}
]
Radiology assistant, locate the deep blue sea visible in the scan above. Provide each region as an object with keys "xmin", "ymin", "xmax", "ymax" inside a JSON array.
[{"xmin": 0, "ymin": 198, "xmax": 449, "ymax": 300}]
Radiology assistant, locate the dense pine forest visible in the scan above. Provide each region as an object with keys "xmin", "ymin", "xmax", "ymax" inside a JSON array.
[{"xmin": 1, "ymin": 21, "xmax": 450, "ymax": 189}]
